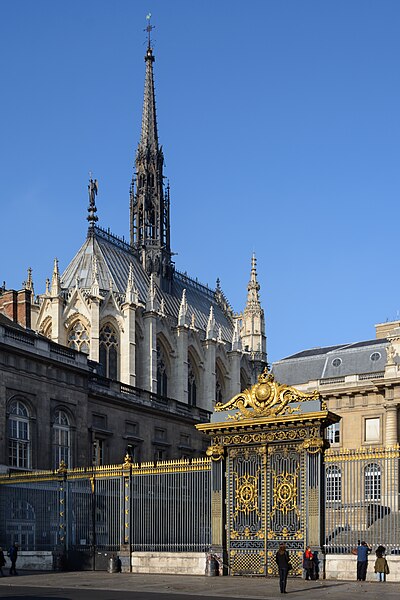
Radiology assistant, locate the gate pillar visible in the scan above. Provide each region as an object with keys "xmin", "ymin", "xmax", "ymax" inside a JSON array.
[{"xmin": 197, "ymin": 368, "xmax": 340, "ymax": 577}]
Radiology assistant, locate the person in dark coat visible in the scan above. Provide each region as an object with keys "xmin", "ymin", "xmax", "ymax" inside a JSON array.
[
  {"xmin": 0, "ymin": 547, "xmax": 6, "ymax": 576},
  {"xmin": 275, "ymin": 542, "xmax": 291, "ymax": 594},
  {"xmin": 8, "ymin": 543, "xmax": 18, "ymax": 576}
]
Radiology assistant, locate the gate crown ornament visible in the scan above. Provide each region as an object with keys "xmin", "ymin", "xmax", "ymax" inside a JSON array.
[{"xmin": 215, "ymin": 367, "xmax": 321, "ymax": 421}]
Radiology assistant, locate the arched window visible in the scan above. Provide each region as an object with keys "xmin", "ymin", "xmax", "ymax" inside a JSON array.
[
  {"xmin": 53, "ymin": 410, "xmax": 71, "ymax": 469},
  {"xmin": 8, "ymin": 400, "xmax": 31, "ymax": 469},
  {"xmin": 188, "ymin": 359, "xmax": 197, "ymax": 407},
  {"xmin": 215, "ymin": 364, "xmax": 225, "ymax": 405},
  {"xmin": 365, "ymin": 463, "xmax": 381, "ymax": 501},
  {"xmin": 326, "ymin": 465, "xmax": 341, "ymax": 502},
  {"xmin": 156, "ymin": 343, "xmax": 168, "ymax": 397},
  {"xmin": 99, "ymin": 323, "xmax": 119, "ymax": 379},
  {"xmin": 40, "ymin": 318, "xmax": 52, "ymax": 340},
  {"xmin": 67, "ymin": 321, "xmax": 90, "ymax": 354},
  {"xmin": 215, "ymin": 381, "xmax": 223, "ymax": 405}
]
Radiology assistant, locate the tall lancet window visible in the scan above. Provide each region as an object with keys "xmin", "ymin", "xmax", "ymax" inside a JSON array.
[
  {"xmin": 215, "ymin": 365, "xmax": 225, "ymax": 405},
  {"xmin": 156, "ymin": 343, "xmax": 168, "ymax": 397},
  {"xmin": 99, "ymin": 323, "xmax": 119, "ymax": 379},
  {"xmin": 53, "ymin": 410, "xmax": 71, "ymax": 469},
  {"xmin": 67, "ymin": 321, "xmax": 90, "ymax": 354},
  {"xmin": 188, "ymin": 359, "xmax": 197, "ymax": 407}
]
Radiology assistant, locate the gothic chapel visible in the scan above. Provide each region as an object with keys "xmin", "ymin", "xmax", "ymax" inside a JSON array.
[{"xmin": 32, "ymin": 34, "xmax": 266, "ymax": 420}]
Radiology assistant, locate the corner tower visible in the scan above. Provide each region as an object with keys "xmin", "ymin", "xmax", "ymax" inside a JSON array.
[
  {"xmin": 130, "ymin": 18, "xmax": 173, "ymax": 292},
  {"xmin": 241, "ymin": 253, "xmax": 267, "ymax": 368}
]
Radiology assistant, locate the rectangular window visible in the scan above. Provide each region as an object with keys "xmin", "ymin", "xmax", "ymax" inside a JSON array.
[
  {"xmin": 92, "ymin": 439, "xmax": 104, "ymax": 466},
  {"xmin": 92, "ymin": 414, "xmax": 107, "ymax": 429},
  {"xmin": 365, "ymin": 417, "xmax": 380, "ymax": 443},
  {"xmin": 326, "ymin": 423, "xmax": 340, "ymax": 444},
  {"xmin": 154, "ymin": 427, "xmax": 166, "ymax": 441},
  {"xmin": 125, "ymin": 422, "xmax": 138, "ymax": 435},
  {"xmin": 180, "ymin": 433, "xmax": 190, "ymax": 446}
]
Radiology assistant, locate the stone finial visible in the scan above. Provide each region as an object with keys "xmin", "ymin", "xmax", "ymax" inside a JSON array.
[
  {"xmin": 159, "ymin": 297, "xmax": 166, "ymax": 317},
  {"xmin": 125, "ymin": 263, "xmax": 139, "ymax": 305},
  {"xmin": 206, "ymin": 306, "xmax": 216, "ymax": 340},
  {"xmin": 51, "ymin": 258, "xmax": 60, "ymax": 297},
  {"xmin": 90, "ymin": 255, "xmax": 100, "ymax": 298},
  {"xmin": 23, "ymin": 267, "xmax": 34, "ymax": 296},
  {"xmin": 178, "ymin": 289, "xmax": 188, "ymax": 326},
  {"xmin": 231, "ymin": 319, "xmax": 242, "ymax": 352},
  {"xmin": 146, "ymin": 273, "xmax": 157, "ymax": 312}
]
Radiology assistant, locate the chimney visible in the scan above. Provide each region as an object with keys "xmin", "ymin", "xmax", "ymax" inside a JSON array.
[{"xmin": 0, "ymin": 288, "xmax": 31, "ymax": 328}]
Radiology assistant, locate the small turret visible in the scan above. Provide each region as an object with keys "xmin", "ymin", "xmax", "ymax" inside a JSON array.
[{"xmin": 240, "ymin": 253, "xmax": 267, "ymax": 363}]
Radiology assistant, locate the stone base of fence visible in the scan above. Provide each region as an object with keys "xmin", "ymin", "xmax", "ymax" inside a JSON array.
[
  {"xmin": 17, "ymin": 551, "xmax": 54, "ymax": 570},
  {"xmin": 130, "ymin": 552, "xmax": 207, "ymax": 575},
  {"xmin": 325, "ymin": 553, "xmax": 400, "ymax": 581}
]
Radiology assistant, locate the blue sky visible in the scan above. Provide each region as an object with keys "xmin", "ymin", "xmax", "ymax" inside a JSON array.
[{"xmin": 1, "ymin": 0, "xmax": 400, "ymax": 363}]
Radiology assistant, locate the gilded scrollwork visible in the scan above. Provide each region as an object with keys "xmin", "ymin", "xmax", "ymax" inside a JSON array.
[
  {"xmin": 205, "ymin": 443, "xmax": 224, "ymax": 461},
  {"xmin": 215, "ymin": 367, "xmax": 320, "ymax": 420},
  {"xmin": 299, "ymin": 437, "xmax": 325, "ymax": 454},
  {"xmin": 271, "ymin": 468, "xmax": 300, "ymax": 517}
]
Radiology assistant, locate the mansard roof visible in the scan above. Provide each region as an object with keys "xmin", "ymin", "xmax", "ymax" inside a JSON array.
[
  {"xmin": 273, "ymin": 338, "xmax": 388, "ymax": 385},
  {"xmin": 60, "ymin": 226, "xmax": 234, "ymax": 342}
]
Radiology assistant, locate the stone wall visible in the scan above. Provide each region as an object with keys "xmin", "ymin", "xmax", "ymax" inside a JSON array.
[
  {"xmin": 325, "ymin": 553, "xmax": 400, "ymax": 581},
  {"xmin": 130, "ymin": 552, "xmax": 207, "ymax": 575},
  {"xmin": 15, "ymin": 551, "xmax": 53, "ymax": 570}
]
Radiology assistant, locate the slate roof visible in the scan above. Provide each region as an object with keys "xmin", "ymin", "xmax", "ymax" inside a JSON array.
[
  {"xmin": 272, "ymin": 338, "xmax": 388, "ymax": 385},
  {"xmin": 60, "ymin": 227, "xmax": 234, "ymax": 343}
]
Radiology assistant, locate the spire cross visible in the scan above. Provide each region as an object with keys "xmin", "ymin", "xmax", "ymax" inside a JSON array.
[{"xmin": 145, "ymin": 13, "xmax": 155, "ymax": 48}]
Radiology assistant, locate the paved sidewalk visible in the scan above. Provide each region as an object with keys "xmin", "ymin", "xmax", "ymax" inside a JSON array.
[{"xmin": 0, "ymin": 571, "xmax": 398, "ymax": 599}]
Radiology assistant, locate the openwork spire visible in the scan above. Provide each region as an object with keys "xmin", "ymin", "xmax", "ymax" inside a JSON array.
[
  {"xmin": 130, "ymin": 16, "xmax": 172, "ymax": 292},
  {"xmin": 138, "ymin": 14, "xmax": 159, "ymax": 158}
]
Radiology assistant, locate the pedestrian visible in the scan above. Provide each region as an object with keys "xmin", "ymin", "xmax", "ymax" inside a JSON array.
[
  {"xmin": 8, "ymin": 542, "xmax": 18, "ymax": 576},
  {"xmin": 275, "ymin": 542, "xmax": 291, "ymax": 594},
  {"xmin": 0, "ymin": 547, "xmax": 6, "ymax": 576},
  {"xmin": 355, "ymin": 540, "xmax": 371, "ymax": 581},
  {"xmin": 312, "ymin": 550, "xmax": 320, "ymax": 580},
  {"xmin": 374, "ymin": 547, "xmax": 389, "ymax": 582},
  {"xmin": 303, "ymin": 546, "xmax": 314, "ymax": 580}
]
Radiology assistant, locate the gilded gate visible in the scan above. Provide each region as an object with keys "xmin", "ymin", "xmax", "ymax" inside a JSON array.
[{"xmin": 197, "ymin": 368, "xmax": 339, "ymax": 576}]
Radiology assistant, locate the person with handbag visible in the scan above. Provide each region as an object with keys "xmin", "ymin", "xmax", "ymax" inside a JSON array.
[{"xmin": 275, "ymin": 543, "xmax": 291, "ymax": 594}]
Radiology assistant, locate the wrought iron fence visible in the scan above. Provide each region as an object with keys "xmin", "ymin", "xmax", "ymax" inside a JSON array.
[
  {"xmin": 324, "ymin": 446, "xmax": 400, "ymax": 554},
  {"xmin": 0, "ymin": 458, "xmax": 212, "ymax": 554}
]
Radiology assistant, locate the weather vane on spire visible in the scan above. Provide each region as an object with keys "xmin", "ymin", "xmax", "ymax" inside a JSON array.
[{"xmin": 145, "ymin": 13, "xmax": 154, "ymax": 48}]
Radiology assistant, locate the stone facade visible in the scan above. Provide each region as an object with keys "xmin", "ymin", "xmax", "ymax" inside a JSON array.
[
  {"xmin": 272, "ymin": 322, "xmax": 400, "ymax": 450},
  {"xmin": 0, "ymin": 308, "xmax": 210, "ymax": 470}
]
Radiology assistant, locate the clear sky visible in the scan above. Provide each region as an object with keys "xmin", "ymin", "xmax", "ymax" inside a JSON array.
[{"xmin": 1, "ymin": 0, "xmax": 400, "ymax": 363}]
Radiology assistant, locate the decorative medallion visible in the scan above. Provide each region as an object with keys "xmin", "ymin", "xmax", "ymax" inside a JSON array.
[{"xmin": 215, "ymin": 367, "xmax": 320, "ymax": 420}]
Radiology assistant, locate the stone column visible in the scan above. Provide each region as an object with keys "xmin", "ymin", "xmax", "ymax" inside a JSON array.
[
  {"xmin": 228, "ymin": 349, "xmax": 241, "ymax": 399},
  {"xmin": 206, "ymin": 442, "xmax": 227, "ymax": 575},
  {"xmin": 143, "ymin": 310, "xmax": 157, "ymax": 393},
  {"xmin": 89, "ymin": 298, "xmax": 100, "ymax": 363},
  {"xmin": 203, "ymin": 339, "xmax": 216, "ymax": 412},
  {"xmin": 121, "ymin": 304, "xmax": 136, "ymax": 386},
  {"xmin": 175, "ymin": 325, "xmax": 188, "ymax": 403},
  {"xmin": 385, "ymin": 404, "xmax": 398, "ymax": 446}
]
